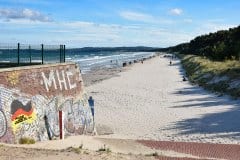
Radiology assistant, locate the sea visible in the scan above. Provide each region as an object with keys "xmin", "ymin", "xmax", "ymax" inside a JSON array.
[
  {"xmin": 65, "ymin": 51, "xmax": 156, "ymax": 74},
  {"xmin": 0, "ymin": 49, "xmax": 156, "ymax": 74}
]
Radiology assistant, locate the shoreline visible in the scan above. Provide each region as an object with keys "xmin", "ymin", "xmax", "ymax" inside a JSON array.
[{"xmin": 82, "ymin": 55, "xmax": 155, "ymax": 87}]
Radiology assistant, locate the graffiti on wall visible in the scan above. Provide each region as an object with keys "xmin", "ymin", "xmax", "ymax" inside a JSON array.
[
  {"xmin": 0, "ymin": 86, "xmax": 93, "ymax": 143},
  {"xmin": 44, "ymin": 96, "xmax": 94, "ymax": 138},
  {"xmin": 0, "ymin": 63, "xmax": 93, "ymax": 144},
  {"xmin": 6, "ymin": 71, "xmax": 20, "ymax": 86},
  {"xmin": 61, "ymin": 98, "xmax": 94, "ymax": 135},
  {"xmin": 41, "ymin": 70, "xmax": 77, "ymax": 92}
]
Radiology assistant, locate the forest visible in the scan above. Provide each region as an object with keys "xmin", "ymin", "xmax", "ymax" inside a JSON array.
[{"xmin": 167, "ymin": 25, "xmax": 240, "ymax": 61}]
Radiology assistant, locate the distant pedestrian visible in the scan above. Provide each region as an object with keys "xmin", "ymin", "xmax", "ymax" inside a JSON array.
[
  {"xmin": 182, "ymin": 76, "xmax": 187, "ymax": 81},
  {"xmin": 170, "ymin": 61, "xmax": 172, "ymax": 65},
  {"xmin": 88, "ymin": 96, "xmax": 95, "ymax": 121}
]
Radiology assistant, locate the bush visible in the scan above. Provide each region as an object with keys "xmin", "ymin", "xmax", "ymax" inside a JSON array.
[{"xmin": 97, "ymin": 144, "xmax": 111, "ymax": 153}]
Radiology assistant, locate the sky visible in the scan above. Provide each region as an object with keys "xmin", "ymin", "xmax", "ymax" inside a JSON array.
[{"xmin": 0, "ymin": 0, "xmax": 239, "ymax": 48}]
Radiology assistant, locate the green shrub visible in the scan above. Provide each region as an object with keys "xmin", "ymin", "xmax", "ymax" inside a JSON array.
[
  {"xmin": 97, "ymin": 144, "xmax": 111, "ymax": 153},
  {"xmin": 179, "ymin": 54, "xmax": 240, "ymax": 98}
]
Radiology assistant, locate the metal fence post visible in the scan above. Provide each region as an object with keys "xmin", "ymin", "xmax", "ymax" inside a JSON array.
[
  {"xmin": 63, "ymin": 45, "xmax": 65, "ymax": 62},
  {"xmin": 59, "ymin": 45, "xmax": 62, "ymax": 63},
  {"xmin": 61, "ymin": 45, "xmax": 63, "ymax": 62},
  {"xmin": 41, "ymin": 44, "xmax": 44, "ymax": 64},
  {"xmin": 17, "ymin": 43, "xmax": 20, "ymax": 65},
  {"xmin": 29, "ymin": 45, "xmax": 32, "ymax": 64}
]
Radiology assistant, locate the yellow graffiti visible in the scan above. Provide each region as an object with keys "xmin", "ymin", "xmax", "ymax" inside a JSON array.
[
  {"xmin": 11, "ymin": 112, "xmax": 37, "ymax": 132},
  {"xmin": 7, "ymin": 71, "xmax": 20, "ymax": 86}
]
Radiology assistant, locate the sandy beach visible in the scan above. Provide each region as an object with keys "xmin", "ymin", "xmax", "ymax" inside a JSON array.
[{"xmin": 86, "ymin": 54, "xmax": 240, "ymax": 144}]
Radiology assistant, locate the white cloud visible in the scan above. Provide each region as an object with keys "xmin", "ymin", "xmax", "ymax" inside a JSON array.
[
  {"xmin": 0, "ymin": 8, "xmax": 52, "ymax": 22},
  {"xmin": 0, "ymin": 18, "xmax": 190, "ymax": 47},
  {"xmin": 169, "ymin": 8, "xmax": 183, "ymax": 16},
  {"xmin": 119, "ymin": 11, "xmax": 156, "ymax": 23},
  {"xmin": 119, "ymin": 10, "xmax": 173, "ymax": 24}
]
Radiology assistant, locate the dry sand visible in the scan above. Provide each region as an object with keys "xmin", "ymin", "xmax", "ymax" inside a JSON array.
[
  {"xmin": 0, "ymin": 143, "xmax": 155, "ymax": 160},
  {"xmin": 86, "ymin": 54, "xmax": 240, "ymax": 144}
]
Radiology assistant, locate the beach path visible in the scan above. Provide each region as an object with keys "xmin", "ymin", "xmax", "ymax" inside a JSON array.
[{"xmin": 86, "ymin": 55, "xmax": 240, "ymax": 144}]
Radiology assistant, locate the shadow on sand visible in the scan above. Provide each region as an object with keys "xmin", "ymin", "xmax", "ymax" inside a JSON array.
[{"xmin": 168, "ymin": 85, "xmax": 240, "ymax": 140}]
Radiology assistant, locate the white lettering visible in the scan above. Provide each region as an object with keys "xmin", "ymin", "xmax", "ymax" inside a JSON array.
[
  {"xmin": 66, "ymin": 71, "xmax": 77, "ymax": 89},
  {"xmin": 41, "ymin": 69, "xmax": 77, "ymax": 91},
  {"xmin": 56, "ymin": 70, "xmax": 68, "ymax": 91},
  {"xmin": 41, "ymin": 70, "xmax": 57, "ymax": 92}
]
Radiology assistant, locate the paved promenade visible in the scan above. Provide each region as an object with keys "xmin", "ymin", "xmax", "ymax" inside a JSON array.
[{"xmin": 138, "ymin": 140, "xmax": 240, "ymax": 160}]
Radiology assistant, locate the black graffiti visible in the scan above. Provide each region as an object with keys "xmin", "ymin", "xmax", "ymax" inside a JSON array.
[{"xmin": 14, "ymin": 115, "xmax": 32, "ymax": 125}]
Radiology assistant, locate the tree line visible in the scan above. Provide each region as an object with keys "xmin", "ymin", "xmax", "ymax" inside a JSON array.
[{"xmin": 167, "ymin": 25, "xmax": 240, "ymax": 61}]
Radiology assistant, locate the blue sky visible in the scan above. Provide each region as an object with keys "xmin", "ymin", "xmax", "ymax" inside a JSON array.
[{"xmin": 0, "ymin": 0, "xmax": 239, "ymax": 47}]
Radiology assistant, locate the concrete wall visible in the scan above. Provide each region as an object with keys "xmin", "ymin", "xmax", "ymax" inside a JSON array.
[{"xmin": 0, "ymin": 63, "xmax": 93, "ymax": 143}]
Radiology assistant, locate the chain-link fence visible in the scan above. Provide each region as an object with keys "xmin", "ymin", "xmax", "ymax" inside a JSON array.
[{"xmin": 0, "ymin": 43, "xmax": 65, "ymax": 68}]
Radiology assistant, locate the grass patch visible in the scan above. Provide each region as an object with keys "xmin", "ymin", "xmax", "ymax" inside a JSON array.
[
  {"xmin": 179, "ymin": 54, "xmax": 240, "ymax": 98},
  {"xmin": 66, "ymin": 145, "xmax": 84, "ymax": 154},
  {"xmin": 19, "ymin": 137, "xmax": 35, "ymax": 144},
  {"xmin": 97, "ymin": 144, "xmax": 111, "ymax": 153},
  {"xmin": 72, "ymin": 147, "xmax": 81, "ymax": 154}
]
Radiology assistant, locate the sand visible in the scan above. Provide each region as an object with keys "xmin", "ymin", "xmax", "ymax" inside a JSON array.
[
  {"xmin": 0, "ymin": 143, "xmax": 155, "ymax": 160},
  {"xmin": 86, "ymin": 54, "xmax": 240, "ymax": 144},
  {"xmin": 0, "ymin": 135, "xmax": 203, "ymax": 160}
]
